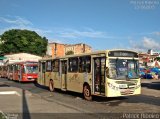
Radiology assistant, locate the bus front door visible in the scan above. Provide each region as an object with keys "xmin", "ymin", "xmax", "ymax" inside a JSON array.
[
  {"xmin": 93, "ymin": 57, "xmax": 106, "ymax": 95},
  {"xmin": 42, "ymin": 62, "xmax": 46, "ymax": 85},
  {"xmin": 61, "ymin": 60, "xmax": 67, "ymax": 90},
  {"xmin": 18, "ymin": 65, "xmax": 22, "ymax": 81}
]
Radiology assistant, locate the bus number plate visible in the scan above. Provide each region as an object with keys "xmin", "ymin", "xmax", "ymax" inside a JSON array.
[{"xmin": 119, "ymin": 84, "xmax": 128, "ymax": 89}]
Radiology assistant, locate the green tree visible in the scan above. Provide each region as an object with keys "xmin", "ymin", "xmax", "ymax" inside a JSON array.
[
  {"xmin": 65, "ymin": 50, "xmax": 74, "ymax": 55},
  {"xmin": 155, "ymin": 57, "xmax": 160, "ymax": 61},
  {"xmin": 0, "ymin": 29, "xmax": 48, "ymax": 56}
]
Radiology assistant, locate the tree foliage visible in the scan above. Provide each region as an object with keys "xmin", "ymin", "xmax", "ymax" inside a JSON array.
[
  {"xmin": 0, "ymin": 29, "xmax": 48, "ymax": 56},
  {"xmin": 65, "ymin": 50, "xmax": 74, "ymax": 55},
  {"xmin": 155, "ymin": 57, "xmax": 160, "ymax": 61}
]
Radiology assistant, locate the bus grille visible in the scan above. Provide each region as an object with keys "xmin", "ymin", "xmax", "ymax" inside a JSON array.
[
  {"xmin": 120, "ymin": 89, "xmax": 134, "ymax": 95},
  {"xmin": 119, "ymin": 86, "xmax": 136, "ymax": 89}
]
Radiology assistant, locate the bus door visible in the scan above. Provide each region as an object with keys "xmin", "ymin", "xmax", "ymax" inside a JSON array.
[
  {"xmin": 42, "ymin": 62, "xmax": 46, "ymax": 85},
  {"xmin": 60, "ymin": 60, "xmax": 67, "ymax": 90},
  {"xmin": 93, "ymin": 57, "xmax": 106, "ymax": 95},
  {"xmin": 13, "ymin": 65, "xmax": 15, "ymax": 80},
  {"xmin": 18, "ymin": 65, "xmax": 22, "ymax": 81}
]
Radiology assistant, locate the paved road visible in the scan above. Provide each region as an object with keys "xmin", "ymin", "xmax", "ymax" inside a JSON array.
[{"xmin": 0, "ymin": 78, "xmax": 160, "ymax": 119}]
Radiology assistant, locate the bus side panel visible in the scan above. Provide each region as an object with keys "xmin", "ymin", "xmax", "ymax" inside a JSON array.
[
  {"xmin": 66, "ymin": 73, "xmax": 92, "ymax": 93},
  {"xmin": 45, "ymin": 72, "xmax": 51, "ymax": 87},
  {"xmin": 37, "ymin": 72, "xmax": 41, "ymax": 84},
  {"xmin": 38, "ymin": 72, "xmax": 45, "ymax": 85},
  {"xmin": 51, "ymin": 72, "xmax": 61, "ymax": 89},
  {"xmin": 66, "ymin": 73, "xmax": 82, "ymax": 93},
  {"xmin": 38, "ymin": 62, "xmax": 43, "ymax": 85}
]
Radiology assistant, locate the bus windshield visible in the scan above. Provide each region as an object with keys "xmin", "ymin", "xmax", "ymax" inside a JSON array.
[
  {"xmin": 108, "ymin": 59, "xmax": 139, "ymax": 80},
  {"xmin": 25, "ymin": 65, "xmax": 38, "ymax": 74}
]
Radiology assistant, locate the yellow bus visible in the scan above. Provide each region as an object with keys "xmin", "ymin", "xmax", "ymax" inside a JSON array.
[{"xmin": 38, "ymin": 49, "xmax": 141, "ymax": 100}]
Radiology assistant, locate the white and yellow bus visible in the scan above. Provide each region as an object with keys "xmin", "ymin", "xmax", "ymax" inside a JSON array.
[{"xmin": 38, "ymin": 49, "xmax": 141, "ymax": 100}]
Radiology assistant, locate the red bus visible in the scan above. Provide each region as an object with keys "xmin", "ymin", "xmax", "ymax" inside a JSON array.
[{"xmin": 7, "ymin": 61, "xmax": 38, "ymax": 82}]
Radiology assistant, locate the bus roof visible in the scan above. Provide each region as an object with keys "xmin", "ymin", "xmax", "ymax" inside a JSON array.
[
  {"xmin": 40, "ymin": 49, "xmax": 138, "ymax": 61},
  {"xmin": 7, "ymin": 61, "xmax": 38, "ymax": 65}
]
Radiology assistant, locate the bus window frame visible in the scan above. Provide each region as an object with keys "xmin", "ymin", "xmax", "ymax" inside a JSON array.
[{"xmin": 38, "ymin": 62, "xmax": 41, "ymax": 72}]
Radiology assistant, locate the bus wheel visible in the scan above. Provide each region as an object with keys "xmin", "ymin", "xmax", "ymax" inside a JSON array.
[
  {"xmin": 49, "ymin": 80, "xmax": 54, "ymax": 92},
  {"xmin": 83, "ymin": 85, "xmax": 92, "ymax": 101}
]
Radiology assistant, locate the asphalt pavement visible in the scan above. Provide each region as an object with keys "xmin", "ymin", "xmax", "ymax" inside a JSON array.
[{"xmin": 0, "ymin": 78, "xmax": 160, "ymax": 119}]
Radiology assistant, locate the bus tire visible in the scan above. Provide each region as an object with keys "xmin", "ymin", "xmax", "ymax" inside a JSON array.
[
  {"xmin": 49, "ymin": 80, "xmax": 54, "ymax": 92},
  {"xmin": 83, "ymin": 84, "xmax": 92, "ymax": 101}
]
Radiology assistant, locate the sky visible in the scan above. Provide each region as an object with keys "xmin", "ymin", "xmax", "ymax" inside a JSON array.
[{"xmin": 0, "ymin": 0, "xmax": 160, "ymax": 52}]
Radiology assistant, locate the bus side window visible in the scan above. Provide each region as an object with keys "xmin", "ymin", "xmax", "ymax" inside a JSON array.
[
  {"xmin": 42, "ymin": 63, "xmax": 46, "ymax": 73},
  {"xmin": 15, "ymin": 65, "xmax": 18, "ymax": 72},
  {"xmin": 62, "ymin": 61, "xmax": 67, "ymax": 74},
  {"xmin": 52, "ymin": 60, "xmax": 59, "ymax": 72},
  {"xmin": 86, "ymin": 56, "xmax": 91, "ymax": 73},
  {"xmin": 46, "ymin": 60, "xmax": 52, "ymax": 72},
  {"xmin": 68, "ymin": 58, "xmax": 78, "ymax": 72},
  {"xmin": 78, "ymin": 56, "xmax": 91, "ymax": 73},
  {"xmin": 22, "ymin": 66, "xmax": 25, "ymax": 73},
  {"xmin": 79, "ymin": 57, "xmax": 85, "ymax": 73}
]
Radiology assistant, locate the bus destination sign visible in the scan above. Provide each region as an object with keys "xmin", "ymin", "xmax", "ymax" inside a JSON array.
[{"xmin": 108, "ymin": 51, "xmax": 138, "ymax": 57}]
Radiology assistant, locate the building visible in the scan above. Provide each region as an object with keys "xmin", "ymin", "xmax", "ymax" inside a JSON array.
[
  {"xmin": 150, "ymin": 60, "xmax": 160, "ymax": 68},
  {"xmin": 148, "ymin": 49, "xmax": 160, "ymax": 56},
  {"xmin": 139, "ymin": 49, "xmax": 160, "ymax": 68},
  {"xmin": 65, "ymin": 43, "xmax": 92, "ymax": 55},
  {"xmin": 46, "ymin": 42, "xmax": 92, "ymax": 58},
  {"xmin": 46, "ymin": 43, "xmax": 65, "ymax": 58}
]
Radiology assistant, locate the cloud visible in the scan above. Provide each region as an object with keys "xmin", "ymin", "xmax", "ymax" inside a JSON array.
[
  {"xmin": 48, "ymin": 39, "xmax": 63, "ymax": 43},
  {"xmin": 143, "ymin": 37, "xmax": 159, "ymax": 49},
  {"xmin": 53, "ymin": 28, "xmax": 125, "ymax": 39},
  {"xmin": 0, "ymin": 16, "xmax": 127, "ymax": 44},
  {"xmin": 0, "ymin": 16, "xmax": 53, "ymax": 38},
  {"xmin": 32, "ymin": 28, "xmax": 52, "ymax": 35},
  {"xmin": 152, "ymin": 32, "xmax": 160, "ymax": 36},
  {"xmin": 130, "ymin": 37, "xmax": 160, "ymax": 52},
  {"xmin": 0, "ymin": 26, "xmax": 52, "ymax": 39},
  {"xmin": 0, "ymin": 16, "xmax": 32, "ymax": 27},
  {"xmin": 60, "ymin": 29, "xmax": 107, "ymax": 38},
  {"xmin": 0, "ymin": 17, "xmax": 110, "ymax": 39}
]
